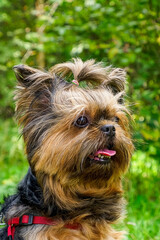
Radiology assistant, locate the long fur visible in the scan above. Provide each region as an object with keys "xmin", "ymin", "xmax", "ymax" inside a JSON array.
[{"xmin": 0, "ymin": 59, "xmax": 133, "ymax": 240}]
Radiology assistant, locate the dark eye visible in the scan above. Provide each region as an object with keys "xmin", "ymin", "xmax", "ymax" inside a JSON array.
[
  {"xmin": 115, "ymin": 116, "xmax": 120, "ymax": 123},
  {"xmin": 75, "ymin": 116, "xmax": 89, "ymax": 128},
  {"xmin": 118, "ymin": 96, "xmax": 124, "ymax": 104}
]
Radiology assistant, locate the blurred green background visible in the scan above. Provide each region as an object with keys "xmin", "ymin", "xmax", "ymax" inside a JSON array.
[{"xmin": 0, "ymin": 0, "xmax": 159, "ymax": 239}]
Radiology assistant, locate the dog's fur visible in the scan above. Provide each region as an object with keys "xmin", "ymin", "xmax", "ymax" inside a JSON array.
[{"xmin": 0, "ymin": 59, "xmax": 133, "ymax": 239}]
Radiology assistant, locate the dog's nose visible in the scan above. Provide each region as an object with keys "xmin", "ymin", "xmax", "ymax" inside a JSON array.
[{"xmin": 101, "ymin": 124, "xmax": 116, "ymax": 137}]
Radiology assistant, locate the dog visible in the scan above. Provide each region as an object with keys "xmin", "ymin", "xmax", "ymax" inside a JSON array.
[{"xmin": 0, "ymin": 59, "xmax": 133, "ymax": 239}]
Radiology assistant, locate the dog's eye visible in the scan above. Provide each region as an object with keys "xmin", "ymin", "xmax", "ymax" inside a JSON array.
[
  {"xmin": 75, "ymin": 116, "xmax": 89, "ymax": 128},
  {"xmin": 115, "ymin": 116, "xmax": 120, "ymax": 123},
  {"xmin": 118, "ymin": 97, "xmax": 124, "ymax": 104}
]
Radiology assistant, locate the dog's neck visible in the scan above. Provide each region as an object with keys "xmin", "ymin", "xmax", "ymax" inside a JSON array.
[{"xmin": 16, "ymin": 168, "xmax": 124, "ymax": 223}]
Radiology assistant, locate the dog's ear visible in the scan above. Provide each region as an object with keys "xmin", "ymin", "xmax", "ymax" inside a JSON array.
[
  {"xmin": 104, "ymin": 68, "xmax": 126, "ymax": 94},
  {"xmin": 106, "ymin": 68, "xmax": 126, "ymax": 105},
  {"xmin": 13, "ymin": 65, "xmax": 55, "ymax": 128},
  {"xmin": 13, "ymin": 64, "xmax": 54, "ymax": 88},
  {"xmin": 13, "ymin": 65, "xmax": 37, "ymax": 87}
]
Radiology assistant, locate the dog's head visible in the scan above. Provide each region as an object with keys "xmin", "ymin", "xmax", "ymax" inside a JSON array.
[{"xmin": 14, "ymin": 59, "xmax": 133, "ymax": 209}]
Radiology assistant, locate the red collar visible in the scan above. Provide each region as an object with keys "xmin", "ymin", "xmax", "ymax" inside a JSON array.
[{"xmin": 8, "ymin": 214, "xmax": 81, "ymax": 240}]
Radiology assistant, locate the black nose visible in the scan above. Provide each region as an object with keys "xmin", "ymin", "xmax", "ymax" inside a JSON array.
[{"xmin": 101, "ymin": 124, "xmax": 116, "ymax": 137}]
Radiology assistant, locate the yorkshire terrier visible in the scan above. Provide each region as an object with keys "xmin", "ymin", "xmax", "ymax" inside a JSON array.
[{"xmin": 0, "ymin": 59, "xmax": 133, "ymax": 240}]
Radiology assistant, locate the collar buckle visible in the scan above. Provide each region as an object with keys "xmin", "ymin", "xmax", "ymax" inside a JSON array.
[{"xmin": 19, "ymin": 214, "xmax": 34, "ymax": 226}]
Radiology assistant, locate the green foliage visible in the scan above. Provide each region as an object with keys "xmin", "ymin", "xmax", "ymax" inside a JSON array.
[
  {"xmin": 0, "ymin": 119, "xmax": 28, "ymax": 199},
  {"xmin": 0, "ymin": 0, "xmax": 159, "ymax": 159},
  {"xmin": 0, "ymin": 0, "xmax": 159, "ymax": 239}
]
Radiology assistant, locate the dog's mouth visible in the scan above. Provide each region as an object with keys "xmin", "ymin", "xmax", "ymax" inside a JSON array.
[{"xmin": 88, "ymin": 149, "xmax": 116, "ymax": 164}]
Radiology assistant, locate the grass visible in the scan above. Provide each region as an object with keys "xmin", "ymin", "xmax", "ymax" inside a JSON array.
[
  {"xmin": 0, "ymin": 118, "xmax": 159, "ymax": 239},
  {"xmin": 121, "ymin": 152, "xmax": 160, "ymax": 240}
]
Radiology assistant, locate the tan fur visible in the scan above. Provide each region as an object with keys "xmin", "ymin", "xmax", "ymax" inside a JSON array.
[{"xmin": 51, "ymin": 58, "xmax": 126, "ymax": 92}]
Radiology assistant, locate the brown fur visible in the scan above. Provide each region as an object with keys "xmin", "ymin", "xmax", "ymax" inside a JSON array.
[{"xmin": 11, "ymin": 59, "xmax": 134, "ymax": 239}]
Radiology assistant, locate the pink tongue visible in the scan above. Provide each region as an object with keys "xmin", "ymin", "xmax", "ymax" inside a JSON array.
[{"xmin": 95, "ymin": 149, "xmax": 116, "ymax": 157}]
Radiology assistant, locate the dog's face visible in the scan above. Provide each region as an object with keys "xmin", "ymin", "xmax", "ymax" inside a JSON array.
[
  {"xmin": 14, "ymin": 59, "xmax": 133, "ymax": 201},
  {"xmin": 32, "ymin": 86, "xmax": 132, "ymax": 182}
]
